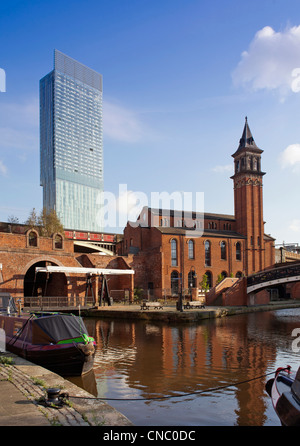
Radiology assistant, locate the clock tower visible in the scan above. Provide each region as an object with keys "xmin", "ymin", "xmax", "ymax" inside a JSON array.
[{"xmin": 231, "ymin": 118, "xmax": 266, "ymax": 275}]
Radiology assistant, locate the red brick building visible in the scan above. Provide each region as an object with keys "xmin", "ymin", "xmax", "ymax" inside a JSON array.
[
  {"xmin": 118, "ymin": 118, "xmax": 275, "ymax": 299},
  {"xmin": 0, "ymin": 228, "xmax": 133, "ymax": 303}
]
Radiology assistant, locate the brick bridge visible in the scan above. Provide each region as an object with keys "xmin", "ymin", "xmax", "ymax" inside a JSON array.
[{"xmin": 0, "ymin": 230, "xmax": 134, "ymax": 308}]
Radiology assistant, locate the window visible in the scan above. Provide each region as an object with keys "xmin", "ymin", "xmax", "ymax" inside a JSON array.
[
  {"xmin": 28, "ymin": 230, "xmax": 38, "ymax": 247},
  {"xmin": 205, "ymin": 241, "xmax": 211, "ymax": 266},
  {"xmin": 220, "ymin": 241, "xmax": 226, "ymax": 260},
  {"xmin": 188, "ymin": 240, "xmax": 194, "ymax": 259},
  {"xmin": 236, "ymin": 242, "xmax": 241, "ymax": 261},
  {"xmin": 171, "ymin": 271, "xmax": 179, "ymax": 295},
  {"xmin": 205, "ymin": 271, "xmax": 212, "ymax": 288},
  {"xmin": 188, "ymin": 270, "xmax": 196, "ymax": 288},
  {"xmin": 171, "ymin": 239, "xmax": 177, "ymax": 266},
  {"xmin": 54, "ymin": 233, "xmax": 63, "ymax": 249}
]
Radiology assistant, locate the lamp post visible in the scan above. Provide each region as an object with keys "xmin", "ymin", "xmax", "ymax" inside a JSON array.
[
  {"xmin": 189, "ymin": 267, "xmax": 197, "ymax": 300},
  {"xmin": 176, "ymin": 272, "xmax": 183, "ymax": 312}
]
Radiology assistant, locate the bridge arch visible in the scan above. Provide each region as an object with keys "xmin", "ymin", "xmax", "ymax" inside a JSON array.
[
  {"xmin": 23, "ymin": 257, "xmax": 67, "ymax": 297},
  {"xmin": 247, "ymin": 263, "xmax": 300, "ymax": 295}
]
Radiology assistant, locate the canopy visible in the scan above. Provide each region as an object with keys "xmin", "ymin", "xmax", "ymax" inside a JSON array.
[
  {"xmin": 33, "ymin": 313, "xmax": 88, "ymax": 344},
  {"xmin": 35, "ymin": 266, "xmax": 134, "ymax": 275}
]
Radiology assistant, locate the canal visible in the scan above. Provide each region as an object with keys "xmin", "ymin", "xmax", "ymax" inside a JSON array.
[{"xmin": 69, "ymin": 308, "xmax": 300, "ymax": 426}]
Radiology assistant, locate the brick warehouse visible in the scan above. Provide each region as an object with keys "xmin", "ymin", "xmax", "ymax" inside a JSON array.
[
  {"xmin": 0, "ymin": 227, "xmax": 134, "ymax": 303},
  {"xmin": 117, "ymin": 118, "xmax": 276, "ymax": 301}
]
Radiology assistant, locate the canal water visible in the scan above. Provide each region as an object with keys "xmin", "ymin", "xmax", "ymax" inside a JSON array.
[{"xmin": 70, "ymin": 308, "xmax": 300, "ymax": 426}]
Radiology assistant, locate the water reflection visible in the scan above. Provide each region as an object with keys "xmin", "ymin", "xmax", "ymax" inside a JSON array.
[{"xmin": 70, "ymin": 309, "xmax": 300, "ymax": 426}]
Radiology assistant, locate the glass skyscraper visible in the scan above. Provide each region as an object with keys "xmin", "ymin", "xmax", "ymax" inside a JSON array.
[{"xmin": 40, "ymin": 49, "xmax": 103, "ymax": 231}]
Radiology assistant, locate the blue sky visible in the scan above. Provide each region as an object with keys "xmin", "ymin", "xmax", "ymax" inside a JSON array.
[{"xmin": 1, "ymin": 0, "xmax": 300, "ymax": 244}]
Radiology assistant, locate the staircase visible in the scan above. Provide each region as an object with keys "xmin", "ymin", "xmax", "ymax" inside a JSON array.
[{"xmin": 206, "ymin": 277, "xmax": 245, "ymax": 306}]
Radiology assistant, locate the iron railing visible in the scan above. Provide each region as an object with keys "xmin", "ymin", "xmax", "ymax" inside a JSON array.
[
  {"xmin": 247, "ymin": 263, "xmax": 300, "ymax": 288},
  {"xmin": 23, "ymin": 296, "xmax": 95, "ymax": 309}
]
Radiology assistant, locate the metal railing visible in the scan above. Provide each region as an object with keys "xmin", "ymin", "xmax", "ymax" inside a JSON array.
[
  {"xmin": 23, "ymin": 296, "xmax": 95, "ymax": 309},
  {"xmin": 247, "ymin": 263, "xmax": 300, "ymax": 288}
]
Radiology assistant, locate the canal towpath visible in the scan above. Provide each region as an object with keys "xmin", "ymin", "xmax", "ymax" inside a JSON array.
[{"xmin": 0, "ymin": 351, "xmax": 133, "ymax": 426}]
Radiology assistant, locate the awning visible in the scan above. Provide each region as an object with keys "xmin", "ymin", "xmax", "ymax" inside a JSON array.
[{"xmin": 35, "ymin": 266, "xmax": 134, "ymax": 275}]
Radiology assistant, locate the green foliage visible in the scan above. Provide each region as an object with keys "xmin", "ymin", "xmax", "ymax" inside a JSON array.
[
  {"xmin": 134, "ymin": 286, "xmax": 144, "ymax": 300},
  {"xmin": 199, "ymin": 273, "xmax": 209, "ymax": 291},
  {"xmin": 24, "ymin": 207, "xmax": 64, "ymax": 237},
  {"xmin": 216, "ymin": 273, "xmax": 224, "ymax": 284}
]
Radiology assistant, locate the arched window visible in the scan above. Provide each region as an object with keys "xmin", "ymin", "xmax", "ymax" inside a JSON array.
[
  {"xmin": 220, "ymin": 241, "xmax": 226, "ymax": 260},
  {"xmin": 236, "ymin": 242, "xmax": 241, "ymax": 261},
  {"xmin": 236, "ymin": 271, "xmax": 243, "ymax": 278},
  {"xmin": 188, "ymin": 239, "xmax": 194, "ymax": 259},
  {"xmin": 171, "ymin": 239, "xmax": 177, "ymax": 266},
  {"xmin": 188, "ymin": 270, "xmax": 197, "ymax": 288},
  {"xmin": 205, "ymin": 271, "xmax": 212, "ymax": 288},
  {"xmin": 26, "ymin": 229, "xmax": 39, "ymax": 248},
  {"xmin": 171, "ymin": 271, "xmax": 179, "ymax": 295},
  {"xmin": 54, "ymin": 233, "xmax": 63, "ymax": 249},
  {"xmin": 205, "ymin": 240, "xmax": 211, "ymax": 266}
]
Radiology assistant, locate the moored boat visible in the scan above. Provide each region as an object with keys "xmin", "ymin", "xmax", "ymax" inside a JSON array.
[
  {"xmin": 266, "ymin": 365, "xmax": 300, "ymax": 426},
  {"xmin": 0, "ymin": 295, "xmax": 95, "ymax": 376}
]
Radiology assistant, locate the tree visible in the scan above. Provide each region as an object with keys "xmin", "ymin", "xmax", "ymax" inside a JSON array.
[
  {"xmin": 38, "ymin": 208, "xmax": 64, "ymax": 237},
  {"xmin": 199, "ymin": 273, "xmax": 209, "ymax": 292},
  {"xmin": 24, "ymin": 207, "xmax": 64, "ymax": 237},
  {"xmin": 24, "ymin": 208, "xmax": 39, "ymax": 228},
  {"xmin": 216, "ymin": 273, "xmax": 224, "ymax": 285},
  {"xmin": 7, "ymin": 215, "xmax": 19, "ymax": 224}
]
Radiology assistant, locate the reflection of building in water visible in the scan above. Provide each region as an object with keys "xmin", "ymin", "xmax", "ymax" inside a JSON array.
[{"xmin": 87, "ymin": 314, "xmax": 280, "ymax": 425}]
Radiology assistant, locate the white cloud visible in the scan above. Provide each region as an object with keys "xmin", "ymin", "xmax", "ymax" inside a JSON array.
[
  {"xmin": 232, "ymin": 25, "xmax": 300, "ymax": 98},
  {"xmin": 212, "ymin": 164, "xmax": 232, "ymax": 173},
  {"xmin": 279, "ymin": 144, "xmax": 300, "ymax": 171},
  {"xmin": 289, "ymin": 219, "xmax": 300, "ymax": 233},
  {"xmin": 103, "ymin": 101, "xmax": 148, "ymax": 143},
  {"xmin": 0, "ymin": 160, "xmax": 7, "ymax": 176}
]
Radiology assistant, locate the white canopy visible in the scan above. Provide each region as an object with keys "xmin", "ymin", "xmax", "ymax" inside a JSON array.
[{"xmin": 35, "ymin": 266, "xmax": 134, "ymax": 275}]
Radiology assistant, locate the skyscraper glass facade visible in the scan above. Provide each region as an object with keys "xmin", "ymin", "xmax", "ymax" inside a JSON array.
[{"xmin": 40, "ymin": 50, "xmax": 103, "ymax": 231}]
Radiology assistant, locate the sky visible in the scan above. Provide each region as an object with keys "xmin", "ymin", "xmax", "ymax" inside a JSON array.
[{"xmin": 1, "ymin": 0, "xmax": 300, "ymax": 245}]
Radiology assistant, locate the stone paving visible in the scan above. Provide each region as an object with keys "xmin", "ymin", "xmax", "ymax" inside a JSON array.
[{"xmin": 0, "ymin": 353, "xmax": 133, "ymax": 426}]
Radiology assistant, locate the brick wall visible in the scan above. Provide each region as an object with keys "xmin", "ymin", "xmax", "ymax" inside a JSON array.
[{"xmin": 0, "ymin": 232, "xmax": 134, "ymax": 300}]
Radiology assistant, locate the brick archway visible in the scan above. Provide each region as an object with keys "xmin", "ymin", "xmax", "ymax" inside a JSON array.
[{"xmin": 23, "ymin": 257, "xmax": 68, "ymax": 298}]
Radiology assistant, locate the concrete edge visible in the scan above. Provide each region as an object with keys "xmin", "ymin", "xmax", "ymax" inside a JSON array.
[{"xmin": 0, "ymin": 353, "xmax": 133, "ymax": 426}]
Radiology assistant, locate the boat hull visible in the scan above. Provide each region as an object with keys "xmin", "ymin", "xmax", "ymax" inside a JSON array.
[
  {"xmin": 266, "ymin": 367, "xmax": 300, "ymax": 426},
  {"xmin": 6, "ymin": 339, "xmax": 94, "ymax": 376},
  {"xmin": 0, "ymin": 313, "xmax": 95, "ymax": 376}
]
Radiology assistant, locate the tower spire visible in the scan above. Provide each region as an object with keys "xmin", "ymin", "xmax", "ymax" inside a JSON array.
[
  {"xmin": 232, "ymin": 117, "xmax": 262, "ymax": 158},
  {"xmin": 238, "ymin": 116, "xmax": 258, "ymax": 150}
]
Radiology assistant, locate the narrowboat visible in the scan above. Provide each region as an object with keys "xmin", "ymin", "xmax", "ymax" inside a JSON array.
[
  {"xmin": 0, "ymin": 295, "xmax": 95, "ymax": 376},
  {"xmin": 266, "ymin": 366, "xmax": 300, "ymax": 426}
]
